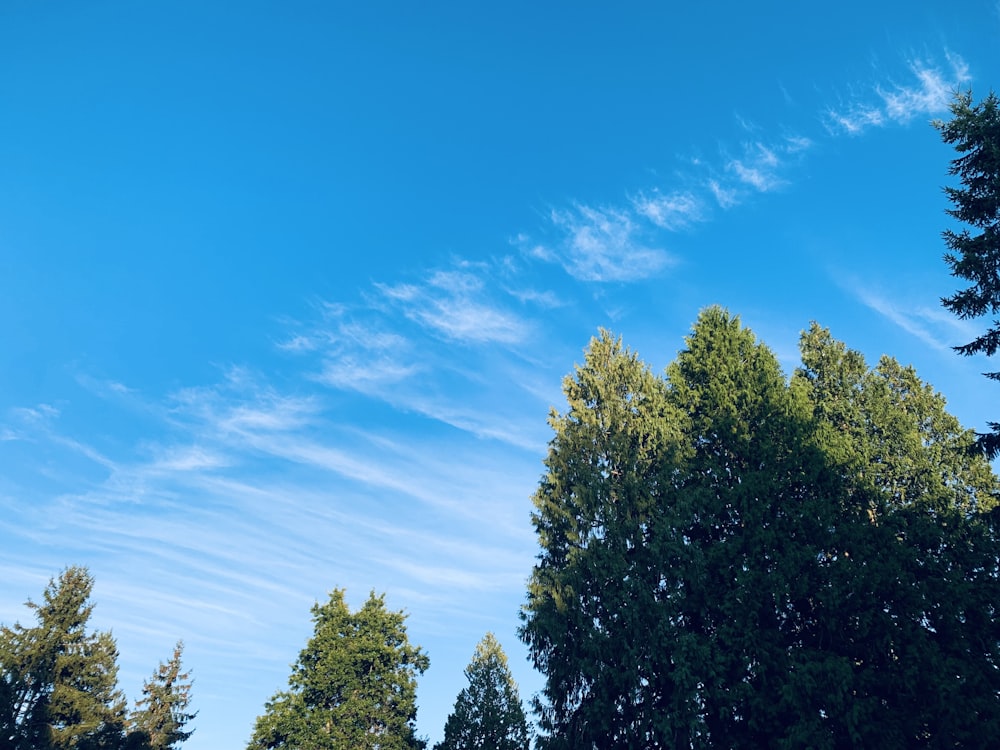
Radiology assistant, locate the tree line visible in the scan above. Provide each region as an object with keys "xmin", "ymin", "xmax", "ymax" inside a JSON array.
[
  {"xmin": 244, "ymin": 591, "xmax": 529, "ymax": 750},
  {"xmin": 5, "ymin": 89, "xmax": 1000, "ymax": 748},
  {"xmin": 521, "ymin": 311, "xmax": 999, "ymax": 748}
]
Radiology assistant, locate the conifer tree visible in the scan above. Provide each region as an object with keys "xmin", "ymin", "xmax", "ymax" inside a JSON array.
[
  {"xmin": 520, "ymin": 328, "xmax": 682, "ymax": 748},
  {"xmin": 127, "ymin": 642, "xmax": 195, "ymax": 750},
  {"xmin": 935, "ymin": 89, "xmax": 1000, "ymax": 457},
  {"xmin": 247, "ymin": 589, "xmax": 429, "ymax": 750},
  {"xmin": 0, "ymin": 567, "xmax": 127, "ymax": 750},
  {"xmin": 434, "ymin": 633, "xmax": 529, "ymax": 750}
]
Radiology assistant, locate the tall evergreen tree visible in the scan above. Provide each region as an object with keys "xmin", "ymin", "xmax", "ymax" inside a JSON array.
[
  {"xmin": 434, "ymin": 633, "xmax": 529, "ymax": 750},
  {"xmin": 935, "ymin": 89, "xmax": 1000, "ymax": 457},
  {"xmin": 520, "ymin": 328, "xmax": 682, "ymax": 748},
  {"xmin": 126, "ymin": 642, "xmax": 195, "ymax": 750},
  {"xmin": 521, "ymin": 308, "xmax": 1000, "ymax": 749},
  {"xmin": 0, "ymin": 567, "xmax": 127, "ymax": 750},
  {"xmin": 247, "ymin": 589, "xmax": 429, "ymax": 750}
]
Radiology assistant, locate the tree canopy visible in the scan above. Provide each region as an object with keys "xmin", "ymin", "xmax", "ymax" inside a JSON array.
[
  {"xmin": 434, "ymin": 633, "xmax": 529, "ymax": 750},
  {"xmin": 935, "ymin": 89, "xmax": 1000, "ymax": 457},
  {"xmin": 520, "ymin": 308, "xmax": 1000, "ymax": 749},
  {"xmin": 247, "ymin": 589, "xmax": 429, "ymax": 750}
]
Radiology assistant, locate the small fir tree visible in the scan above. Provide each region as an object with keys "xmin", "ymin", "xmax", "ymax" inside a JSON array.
[
  {"xmin": 434, "ymin": 633, "xmax": 529, "ymax": 750},
  {"xmin": 127, "ymin": 641, "xmax": 195, "ymax": 750}
]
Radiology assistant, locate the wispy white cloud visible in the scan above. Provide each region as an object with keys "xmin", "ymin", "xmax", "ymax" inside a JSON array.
[
  {"xmin": 12, "ymin": 404, "xmax": 59, "ymax": 424},
  {"xmin": 276, "ymin": 333, "xmax": 321, "ymax": 353},
  {"xmin": 171, "ymin": 372, "xmax": 318, "ymax": 437},
  {"xmin": 631, "ymin": 190, "xmax": 703, "ymax": 230},
  {"xmin": 281, "ymin": 308, "xmax": 421, "ymax": 394},
  {"xmin": 826, "ymin": 104, "xmax": 885, "ymax": 135},
  {"xmin": 826, "ymin": 54, "xmax": 971, "ymax": 135},
  {"xmin": 396, "ymin": 393, "xmax": 546, "ymax": 452},
  {"xmin": 532, "ymin": 204, "xmax": 675, "ymax": 282},
  {"xmin": 784, "ymin": 134, "xmax": 812, "ymax": 154},
  {"xmin": 371, "ymin": 555, "xmax": 518, "ymax": 590},
  {"xmin": 50, "ymin": 434, "xmax": 119, "ymax": 471},
  {"xmin": 269, "ymin": 258, "xmax": 559, "ymax": 449},
  {"xmin": 725, "ymin": 136, "xmax": 812, "ymax": 195},
  {"xmin": 377, "ymin": 269, "xmax": 529, "ymax": 344},
  {"xmin": 848, "ymin": 281, "xmax": 978, "ymax": 353},
  {"xmin": 523, "ymin": 126, "xmax": 806, "ymax": 266},
  {"xmin": 1, "ymin": 403, "xmax": 120, "ymax": 474},
  {"xmin": 3, "ymin": 359, "xmax": 542, "ymax": 656},
  {"xmin": 147, "ymin": 445, "xmax": 230, "ymax": 473},
  {"xmin": 503, "ymin": 286, "xmax": 564, "ymax": 309},
  {"xmin": 708, "ymin": 178, "xmax": 740, "ymax": 209},
  {"xmin": 880, "ymin": 54, "xmax": 970, "ymax": 122},
  {"xmin": 730, "ymin": 160, "xmax": 779, "ymax": 191},
  {"xmin": 317, "ymin": 356, "xmax": 421, "ymax": 391}
]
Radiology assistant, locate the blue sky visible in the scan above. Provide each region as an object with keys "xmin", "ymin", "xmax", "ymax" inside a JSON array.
[{"xmin": 2, "ymin": 2, "xmax": 999, "ymax": 747}]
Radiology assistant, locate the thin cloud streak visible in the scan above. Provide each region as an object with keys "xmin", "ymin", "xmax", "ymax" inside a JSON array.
[
  {"xmin": 631, "ymin": 191, "xmax": 703, "ymax": 230},
  {"xmin": 880, "ymin": 54, "xmax": 970, "ymax": 122},
  {"xmin": 724, "ymin": 136, "xmax": 812, "ymax": 195},
  {"xmin": 826, "ymin": 54, "xmax": 971, "ymax": 135},
  {"xmin": 534, "ymin": 204, "xmax": 675, "ymax": 282},
  {"xmin": 847, "ymin": 281, "xmax": 979, "ymax": 353},
  {"xmin": 377, "ymin": 270, "xmax": 529, "ymax": 345}
]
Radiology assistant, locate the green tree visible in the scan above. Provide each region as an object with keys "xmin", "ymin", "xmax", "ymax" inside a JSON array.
[
  {"xmin": 434, "ymin": 633, "xmax": 529, "ymax": 750},
  {"xmin": 658, "ymin": 310, "xmax": 851, "ymax": 749},
  {"xmin": 126, "ymin": 642, "xmax": 195, "ymax": 750},
  {"xmin": 935, "ymin": 89, "xmax": 1000, "ymax": 457},
  {"xmin": 0, "ymin": 567, "xmax": 128, "ymax": 750},
  {"xmin": 519, "ymin": 328, "xmax": 683, "ymax": 748},
  {"xmin": 793, "ymin": 324, "xmax": 1000, "ymax": 745},
  {"xmin": 521, "ymin": 308, "xmax": 1000, "ymax": 749},
  {"xmin": 247, "ymin": 589, "xmax": 429, "ymax": 750}
]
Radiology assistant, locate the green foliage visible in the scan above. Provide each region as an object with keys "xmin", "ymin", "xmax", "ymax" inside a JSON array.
[
  {"xmin": 793, "ymin": 325, "xmax": 1000, "ymax": 745},
  {"xmin": 0, "ymin": 567, "xmax": 128, "ymax": 750},
  {"xmin": 521, "ymin": 308, "xmax": 1000, "ymax": 749},
  {"xmin": 434, "ymin": 633, "xmax": 529, "ymax": 750},
  {"xmin": 521, "ymin": 328, "xmax": 682, "ymax": 747},
  {"xmin": 247, "ymin": 589, "xmax": 429, "ymax": 750},
  {"xmin": 127, "ymin": 642, "xmax": 195, "ymax": 750},
  {"xmin": 935, "ymin": 89, "xmax": 1000, "ymax": 457}
]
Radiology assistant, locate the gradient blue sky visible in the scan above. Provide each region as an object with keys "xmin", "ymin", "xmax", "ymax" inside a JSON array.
[{"xmin": 2, "ymin": 2, "xmax": 999, "ymax": 747}]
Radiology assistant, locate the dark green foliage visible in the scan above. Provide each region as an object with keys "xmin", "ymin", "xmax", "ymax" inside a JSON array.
[
  {"xmin": 0, "ymin": 567, "xmax": 128, "ymax": 750},
  {"xmin": 127, "ymin": 642, "xmax": 195, "ymax": 750},
  {"xmin": 935, "ymin": 89, "xmax": 1000, "ymax": 457},
  {"xmin": 793, "ymin": 325, "xmax": 1000, "ymax": 746},
  {"xmin": 521, "ymin": 308, "xmax": 1000, "ymax": 749},
  {"xmin": 434, "ymin": 633, "xmax": 529, "ymax": 750},
  {"xmin": 247, "ymin": 589, "xmax": 429, "ymax": 750}
]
